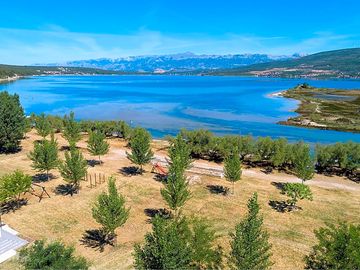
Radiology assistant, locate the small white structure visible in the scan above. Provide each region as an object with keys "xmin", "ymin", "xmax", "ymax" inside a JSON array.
[{"xmin": 0, "ymin": 224, "xmax": 28, "ymax": 263}]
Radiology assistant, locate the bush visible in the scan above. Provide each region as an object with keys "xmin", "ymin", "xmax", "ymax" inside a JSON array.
[
  {"xmin": 305, "ymin": 222, "xmax": 360, "ymax": 269},
  {"xmin": 0, "ymin": 170, "xmax": 32, "ymax": 204},
  {"xmin": 282, "ymin": 183, "xmax": 313, "ymax": 208},
  {"xmin": 19, "ymin": 240, "xmax": 89, "ymax": 270}
]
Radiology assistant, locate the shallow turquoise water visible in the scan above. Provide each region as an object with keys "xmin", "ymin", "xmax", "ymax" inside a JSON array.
[{"xmin": 1, "ymin": 75, "xmax": 359, "ymax": 144}]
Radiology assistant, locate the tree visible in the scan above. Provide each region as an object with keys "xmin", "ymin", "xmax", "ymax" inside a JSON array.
[
  {"xmin": 168, "ymin": 134, "xmax": 192, "ymax": 173},
  {"xmin": 63, "ymin": 112, "xmax": 81, "ymax": 147},
  {"xmin": 35, "ymin": 113, "xmax": 52, "ymax": 138},
  {"xmin": 224, "ymin": 150, "xmax": 242, "ymax": 194},
  {"xmin": 134, "ymin": 216, "xmax": 222, "ymax": 270},
  {"xmin": 271, "ymin": 138, "xmax": 288, "ymax": 168},
  {"xmin": 305, "ymin": 222, "xmax": 360, "ymax": 269},
  {"xmin": 0, "ymin": 91, "xmax": 27, "ymax": 152},
  {"xmin": 19, "ymin": 240, "xmax": 89, "ymax": 270},
  {"xmin": 0, "ymin": 170, "xmax": 32, "ymax": 207},
  {"xmin": 92, "ymin": 177, "xmax": 130, "ymax": 243},
  {"xmin": 58, "ymin": 148, "xmax": 87, "ymax": 194},
  {"xmin": 126, "ymin": 127, "xmax": 153, "ymax": 173},
  {"xmin": 28, "ymin": 135, "xmax": 59, "ymax": 181},
  {"xmin": 292, "ymin": 142, "xmax": 314, "ymax": 183},
  {"xmin": 282, "ymin": 183, "xmax": 313, "ymax": 210},
  {"xmin": 87, "ymin": 130, "xmax": 109, "ymax": 164},
  {"xmin": 229, "ymin": 193, "xmax": 272, "ymax": 270}
]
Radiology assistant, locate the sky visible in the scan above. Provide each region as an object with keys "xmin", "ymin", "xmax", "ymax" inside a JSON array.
[{"xmin": 0, "ymin": 0, "xmax": 359, "ymax": 65}]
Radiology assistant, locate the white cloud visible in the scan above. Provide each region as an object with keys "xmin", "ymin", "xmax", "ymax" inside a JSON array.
[{"xmin": 0, "ymin": 26, "xmax": 357, "ymax": 65}]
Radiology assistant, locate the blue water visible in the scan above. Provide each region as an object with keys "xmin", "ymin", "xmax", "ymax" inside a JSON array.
[{"xmin": 1, "ymin": 75, "xmax": 359, "ymax": 144}]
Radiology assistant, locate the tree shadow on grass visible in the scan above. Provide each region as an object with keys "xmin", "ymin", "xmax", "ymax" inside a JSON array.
[
  {"xmin": 153, "ymin": 174, "xmax": 167, "ymax": 183},
  {"xmin": 87, "ymin": 159, "xmax": 101, "ymax": 167},
  {"xmin": 119, "ymin": 166, "xmax": 143, "ymax": 176},
  {"xmin": 144, "ymin": 208, "xmax": 172, "ymax": 223},
  {"xmin": 271, "ymin": 182, "xmax": 286, "ymax": 191},
  {"xmin": 54, "ymin": 184, "xmax": 78, "ymax": 196},
  {"xmin": 268, "ymin": 200, "xmax": 301, "ymax": 213},
  {"xmin": 32, "ymin": 173, "xmax": 56, "ymax": 183},
  {"xmin": 206, "ymin": 185, "xmax": 230, "ymax": 196},
  {"xmin": 0, "ymin": 199, "xmax": 28, "ymax": 214},
  {"xmin": 80, "ymin": 229, "xmax": 115, "ymax": 252}
]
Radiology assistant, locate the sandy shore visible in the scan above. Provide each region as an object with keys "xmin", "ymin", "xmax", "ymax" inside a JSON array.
[{"xmin": 0, "ymin": 75, "xmax": 20, "ymax": 83}]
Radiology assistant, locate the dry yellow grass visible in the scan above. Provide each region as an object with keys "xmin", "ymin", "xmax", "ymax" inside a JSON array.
[{"xmin": 0, "ymin": 130, "xmax": 359, "ymax": 270}]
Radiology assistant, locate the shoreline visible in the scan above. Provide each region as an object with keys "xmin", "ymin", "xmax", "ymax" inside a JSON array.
[{"xmin": 0, "ymin": 75, "xmax": 21, "ymax": 83}]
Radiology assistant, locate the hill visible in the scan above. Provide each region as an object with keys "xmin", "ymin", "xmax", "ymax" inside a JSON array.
[
  {"xmin": 207, "ymin": 48, "xmax": 360, "ymax": 78},
  {"xmin": 41, "ymin": 52, "xmax": 296, "ymax": 72},
  {"xmin": 0, "ymin": 64, "xmax": 127, "ymax": 80}
]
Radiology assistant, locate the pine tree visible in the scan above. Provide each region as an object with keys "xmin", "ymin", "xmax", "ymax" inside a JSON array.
[
  {"xmin": 28, "ymin": 134, "xmax": 59, "ymax": 181},
  {"xmin": 224, "ymin": 150, "xmax": 242, "ymax": 194},
  {"xmin": 292, "ymin": 142, "xmax": 314, "ymax": 183},
  {"xmin": 58, "ymin": 147, "xmax": 87, "ymax": 194},
  {"xmin": 168, "ymin": 134, "xmax": 192, "ymax": 173},
  {"xmin": 126, "ymin": 127, "xmax": 153, "ymax": 173},
  {"xmin": 92, "ymin": 177, "xmax": 130, "ymax": 243},
  {"xmin": 63, "ymin": 112, "xmax": 81, "ymax": 147},
  {"xmin": 35, "ymin": 113, "xmax": 52, "ymax": 138},
  {"xmin": 0, "ymin": 92, "xmax": 27, "ymax": 152},
  {"xmin": 87, "ymin": 130, "xmax": 109, "ymax": 164},
  {"xmin": 229, "ymin": 193, "xmax": 272, "ymax": 270}
]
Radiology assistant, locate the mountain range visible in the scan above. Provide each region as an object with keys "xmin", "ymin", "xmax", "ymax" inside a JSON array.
[{"xmin": 42, "ymin": 52, "xmax": 300, "ymax": 73}]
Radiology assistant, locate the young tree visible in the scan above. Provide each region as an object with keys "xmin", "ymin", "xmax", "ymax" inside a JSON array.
[
  {"xmin": 126, "ymin": 127, "xmax": 153, "ymax": 173},
  {"xmin": 0, "ymin": 92, "xmax": 27, "ymax": 152},
  {"xmin": 224, "ymin": 150, "xmax": 242, "ymax": 194},
  {"xmin": 92, "ymin": 177, "xmax": 130, "ymax": 243},
  {"xmin": 0, "ymin": 170, "xmax": 32, "ymax": 206},
  {"xmin": 87, "ymin": 130, "xmax": 110, "ymax": 164},
  {"xmin": 229, "ymin": 193, "xmax": 272, "ymax": 270},
  {"xmin": 63, "ymin": 112, "xmax": 81, "ymax": 147},
  {"xmin": 19, "ymin": 240, "xmax": 89, "ymax": 270},
  {"xmin": 28, "ymin": 135, "xmax": 59, "ymax": 181},
  {"xmin": 305, "ymin": 222, "xmax": 360, "ymax": 269},
  {"xmin": 292, "ymin": 142, "xmax": 314, "ymax": 183},
  {"xmin": 35, "ymin": 113, "xmax": 52, "ymax": 138},
  {"xmin": 168, "ymin": 134, "xmax": 192, "ymax": 172},
  {"xmin": 58, "ymin": 148, "xmax": 87, "ymax": 194},
  {"xmin": 282, "ymin": 183, "xmax": 313, "ymax": 210},
  {"xmin": 160, "ymin": 164, "xmax": 191, "ymax": 217},
  {"xmin": 134, "ymin": 216, "xmax": 222, "ymax": 270}
]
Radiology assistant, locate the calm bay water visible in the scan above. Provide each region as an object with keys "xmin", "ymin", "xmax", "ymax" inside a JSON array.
[{"xmin": 1, "ymin": 75, "xmax": 359, "ymax": 144}]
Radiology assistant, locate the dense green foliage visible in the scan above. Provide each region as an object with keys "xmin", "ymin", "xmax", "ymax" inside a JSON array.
[
  {"xmin": 58, "ymin": 148, "xmax": 87, "ymax": 193},
  {"xmin": 35, "ymin": 113, "xmax": 52, "ymax": 138},
  {"xmin": 0, "ymin": 91, "xmax": 27, "ymax": 152},
  {"xmin": 127, "ymin": 127, "xmax": 154, "ymax": 172},
  {"xmin": 28, "ymin": 135, "xmax": 59, "ymax": 180},
  {"xmin": 282, "ymin": 183, "xmax": 313, "ymax": 208},
  {"xmin": 19, "ymin": 240, "xmax": 89, "ymax": 270},
  {"xmin": 0, "ymin": 170, "xmax": 32, "ymax": 204},
  {"xmin": 92, "ymin": 177, "xmax": 130, "ymax": 240},
  {"xmin": 224, "ymin": 150, "xmax": 242, "ymax": 194},
  {"xmin": 87, "ymin": 130, "xmax": 110, "ymax": 163},
  {"xmin": 134, "ymin": 216, "xmax": 222, "ymax": 269},
  {"xmin": 305, "ymin": 222, "xmax": 360, "ymax": 269},
  {"xmin": 63, "ymin": 112, "xmax": 82, "ymax": 147},
  {"xmin": 292, "ymin": 142, "xmax": 315, "ymax": 183},
  {"xmin": 229, "ymin": 193, "xmax": 272, "ymax": 270}
]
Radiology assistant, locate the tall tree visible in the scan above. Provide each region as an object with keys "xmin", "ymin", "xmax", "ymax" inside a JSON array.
[
  {"xmin": 58, "ymin": 148, "xmax": 87, "ymax": 194},
  {"xmin": 126, "ymin": 127, "xmax": 153, "ymax": 173},
  {"xmin": 134, "ymin": 216, "xmax": 222, "ymax": 270},
  {"xmin": 224, "ymin": 150, "xmax": 242, "ymax": 194},
  {"xmin": 168, "ymin": 134, "xmax": 192, "ymax": 172},
  {"xmin": 35, "ymin": 113, "xmax": 52, "ymax": 138},
  {"xmin": 229, "ymin": 193, "xmax": 272, "ymax": 270},
  {"xmin": 92, "ymin": 177, "xmax": 130, "ymax": 243},
  {"xmin": 305, "ymin": 222, "xmax": 360, "ymax": 270},
  {"xmin": 28, "ymin": 135, "xmax": 59, "ymax": 181},
  {"xmin": 87, "ymin": 130, "xmax": 110, "ymax": 164},
  {"xmin": 292, "ymin": 142, "xmax": 314, "ymax": 183},
  {"xmin": 19, "ymin": 240, "xmax": 89, "ymax": 270},
  {"xmin": 63, "ymin": 112, "xmax": 81, "ymax": 147},
  {"xmin": 0, "ymin": 92, "xmax": 27, "ymax": 152}
]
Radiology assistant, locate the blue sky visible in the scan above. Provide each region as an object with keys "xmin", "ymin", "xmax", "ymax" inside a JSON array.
[{"xmin": 0, "ymin": 0, "xmax": 359, "ymax": 64}]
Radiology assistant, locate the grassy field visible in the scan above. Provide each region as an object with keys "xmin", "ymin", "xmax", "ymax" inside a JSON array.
[
  {"xmin": 279, "ymin": 84, "xmax": 360, "ymax": 132},
  {"xmin": 0, "ymin": 131, "xmax": 359, "ymax": 269}
]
